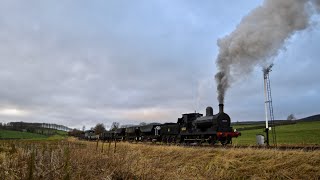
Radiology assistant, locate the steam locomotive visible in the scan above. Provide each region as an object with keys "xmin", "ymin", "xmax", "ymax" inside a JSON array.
[{"xmin": 99, "ymin": 104, "xmax": 241, "ymax": 145}]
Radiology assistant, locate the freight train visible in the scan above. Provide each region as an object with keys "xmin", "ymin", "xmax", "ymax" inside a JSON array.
[{"xmin": 98, "ymin": 104, "xmax": 240, "ymax": 145}]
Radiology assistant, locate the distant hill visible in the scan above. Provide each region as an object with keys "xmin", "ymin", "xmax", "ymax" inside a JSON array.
[
  {"xmin": 232, "ymin": 114, "xmax": 320, "ymax": 125},
  {"xmin": 0, "ymin": 129, "xmax": 67, "ymax": 140},
  {"xmin": 232, "ymin": 120, "xmax": 293, "ymax": 125},
  {"xmin": 298, "ymin": 114, "xmax": 320, "ymax": 122}
]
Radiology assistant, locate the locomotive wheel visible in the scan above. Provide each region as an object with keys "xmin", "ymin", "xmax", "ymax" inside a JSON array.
[
  {"xmin": 180, "ymin": 136, "xmax": 185, "ymax": 143},
  {"xmin": 220, "ymin": 137, "xmax": 228, "ymax": 145},
  {"xmin": 220, "ymin": 137, "xmax": 231, "ymax": 145},
  {"xmin": 220, "ymin": 140, "xmax": 227, "ymax": 146},
  {"xmin": 208, "ymin": 135, "xmax": 217, "ymax": 145},
  {"xmin": 176, "ymin": 137, "xmax": 181, "ymax": 144},
  {"xmin": 209, "ymin": 140, "xmax": 216, "ymax": 145}
]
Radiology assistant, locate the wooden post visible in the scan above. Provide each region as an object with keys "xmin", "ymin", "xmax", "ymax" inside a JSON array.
[
  {"xmin": 101, "ymin": 141, "xmax": 104, "ymax": 153},
  {"xmin": 108, "ymin": 140, "xmax": 111, "ymax": 155}
]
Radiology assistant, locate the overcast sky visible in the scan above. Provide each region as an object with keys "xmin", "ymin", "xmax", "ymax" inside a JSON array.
[{"xmin": 0, "ymin": 0, "xmax": 319, "ymax": 129}]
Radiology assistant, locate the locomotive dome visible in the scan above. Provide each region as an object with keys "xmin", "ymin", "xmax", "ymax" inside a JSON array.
[{"xmin": 206, "ymin": 106, "xmax": 214, "ymax": 116}]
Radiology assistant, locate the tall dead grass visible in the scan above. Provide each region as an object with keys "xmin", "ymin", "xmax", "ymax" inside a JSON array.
[{"xmin": 0, "ymin": 139, "xmax": 319, "ymax": 179}]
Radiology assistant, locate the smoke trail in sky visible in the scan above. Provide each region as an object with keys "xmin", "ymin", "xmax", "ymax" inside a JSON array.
[{"xmin": 215, "ymin": 0, "xmax": 319, "ymax": 103}]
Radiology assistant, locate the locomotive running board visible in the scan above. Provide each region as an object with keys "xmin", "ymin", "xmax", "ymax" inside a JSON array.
[
  {"xmin": 180, "ymin": 130, "xmax": 218, "ymax": 136},
  {"xmin": 184, "ymin": 138, "xmax": 211, "ymax": 141}
]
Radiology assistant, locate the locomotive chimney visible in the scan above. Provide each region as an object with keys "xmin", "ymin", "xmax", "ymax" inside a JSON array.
[
  {"xmin": 206, "ymin": 106, "xmax": 213, "ymax": 116},
  {"xmin": 219, "ymin": 104, "xmax": 224, "ymax": 113}
]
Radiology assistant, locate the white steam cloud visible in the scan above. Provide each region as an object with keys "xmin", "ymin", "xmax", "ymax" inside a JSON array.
[{"xmin": 215, "ymin": 0, "xmax": 320, "ymax": 103}]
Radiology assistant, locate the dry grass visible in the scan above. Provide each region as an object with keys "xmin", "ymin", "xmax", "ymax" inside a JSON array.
[{"xmin": 1, "ymin": 139, "xmax": 320, "ymax": 179}]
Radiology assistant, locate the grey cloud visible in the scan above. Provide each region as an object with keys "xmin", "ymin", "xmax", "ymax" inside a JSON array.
[{"xmin": 0, "ymin": 1, "xmax": 318, "ymax": 129}]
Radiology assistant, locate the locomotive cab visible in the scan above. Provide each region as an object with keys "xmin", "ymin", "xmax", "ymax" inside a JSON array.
[{"xmin": 178, "ymin": 113, "xmax": 203, "ymax": 133}]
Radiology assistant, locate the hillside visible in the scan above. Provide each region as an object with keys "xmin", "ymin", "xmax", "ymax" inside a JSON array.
[
  {"xmin": 232, "ymin": 114, "xmax": 320, "ymax": 125},
  {"xmin": 0, "ymin": 129, "xmax": 67, "ymax": 140},
  {"xmin": 298, "ymin": 114, "xmax": 320, "ymax": 122}
]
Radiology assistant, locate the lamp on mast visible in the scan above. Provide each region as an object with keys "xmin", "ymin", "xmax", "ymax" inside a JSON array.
[{"xmin": 263, "ymin": 64, "xmax": 277, "ymax": 146}]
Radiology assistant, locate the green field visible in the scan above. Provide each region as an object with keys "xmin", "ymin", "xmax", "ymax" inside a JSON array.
[
  {"xmin": 233, "ymin": 121, "xmax": 320, "ymax": 145},
  {"xmin": 0, "ymin": 129, "xmax": 67, "ymax": 140},
  {"xmin": 233, "ymin": 123, "xmax": 264, "ymax": 129}
]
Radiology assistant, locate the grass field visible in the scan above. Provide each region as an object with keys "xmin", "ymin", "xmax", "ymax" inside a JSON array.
[
  {"xmin": 0, "ymin": 139, "xmax": 319, "ymax": 179},
  {"xmin": 233, "ymin": 123, "xmax": 264, "ymax": 129},
  {"xmin": 0, "ymin": 130, "xmax": 48, "ymax": 139},
  {"xmin": 233, "ymin": 121, "xmax": 320, "ymax": 145},
  {"xmin": 0, "ymin": 129, "xmax": 67, "ymax": 140}
]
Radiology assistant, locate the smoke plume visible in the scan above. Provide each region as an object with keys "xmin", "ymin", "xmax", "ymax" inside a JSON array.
[{"xmin": 215, "ymin": 0, "xmax": 320, "ymax": 103}]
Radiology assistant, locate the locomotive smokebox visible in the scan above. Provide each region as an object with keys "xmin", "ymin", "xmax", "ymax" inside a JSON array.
[
  {"xmin": 219, "ymin": 104, "xmax": 224, "ymax": 113},
  {"xmin": 206, "ymin": 106, "xmax": 213, "ymax": 116}
]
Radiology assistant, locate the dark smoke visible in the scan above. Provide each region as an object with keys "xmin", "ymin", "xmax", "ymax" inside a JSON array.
[
  {"xmin": 215, "ymin": 71, "xmax": 229, "ymax": 104},
  {"xmin": 215, "ymin": 0, "xmax": 320, "ymax": 104}
]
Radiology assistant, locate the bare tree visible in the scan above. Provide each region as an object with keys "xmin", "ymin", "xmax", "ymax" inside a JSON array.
[
  {"xmin": 68, "ymin": 128, "xmax": 83, "ymax": 137},
  {"xmin": 287, "ymin": 114, "xmax": 296, "ymax": 121},
  {"xmin": 120, "ymin": 124, "xmax": 131, "ymax": 128},
  {"xmin": 82, "ymin": 125, "xmax": 86, "ymax": 132},
  {"xmin": 94, "ymin": 123, "xmax": 106, "ymax": 135},
  {"xmin": 111, "ymin": 122, "xmax": 120, "ymax": 131},
  {"xmin": 139, "ymin": 122, "xmax": 147, "ymax": 126}
]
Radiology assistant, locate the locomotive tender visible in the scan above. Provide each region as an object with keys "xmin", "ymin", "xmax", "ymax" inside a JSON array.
[{"xmin": 100, "ymin": 104, "xmax": 240, "ymax": 145}]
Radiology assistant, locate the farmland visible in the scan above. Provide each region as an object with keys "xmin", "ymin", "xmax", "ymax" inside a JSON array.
[
  {"xmin": 0, "ymin": 129, "xmax": 67, "ymax": 140},
  {"xmin": 232, "ymin": 121, "xmax": 320, "ymax": 145},
  {"xmin": 0, "ymin": 130, "xmax": 48, "ymax": 139},
  {"xmin": 0, "ymin": 139, "xmax": 319, "ymax": 179}
]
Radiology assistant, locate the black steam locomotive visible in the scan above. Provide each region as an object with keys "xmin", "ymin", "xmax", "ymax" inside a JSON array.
[{"xmin": 99, "ymin": 104, "xmax": 240, "ymax": 145}]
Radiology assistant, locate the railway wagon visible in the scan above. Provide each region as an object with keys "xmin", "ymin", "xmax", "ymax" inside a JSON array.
[
  {"xmin": 114, "ymin": 128, "xmax": 126, "ymax": 141},
  {"xmin": 100, "ymin": 131, "xmax": 114, "ymax": 141},
  {"xmin": 139, "ymin": 124, "xmax": 161, "ymax": 142},
  {"xmin": 126, "ymin": 126, "xmax": 140, "ymax": 141}
]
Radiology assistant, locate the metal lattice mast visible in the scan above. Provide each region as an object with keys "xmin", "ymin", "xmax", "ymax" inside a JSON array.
[
  {"xmin": 266, "ymin": 71, "xmax": 277, "ymax": 146},
  {"xmin": 263, "ymin": 64, "xmax": 277, "ymax": 147}
]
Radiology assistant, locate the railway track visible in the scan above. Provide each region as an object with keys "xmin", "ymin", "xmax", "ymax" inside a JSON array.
[
  {"xmin": 218, "ymin": 145, "xmax": 320, "ymax": 151},
  {"xmin": 117, "ymin": 141, "xmax": 320, "ymax": 151}
]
